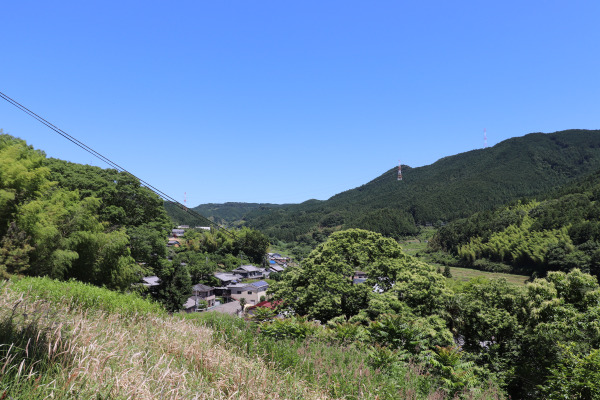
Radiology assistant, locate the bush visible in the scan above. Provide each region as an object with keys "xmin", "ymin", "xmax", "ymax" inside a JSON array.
[{"xmin": 473, "ymin": 259, "xmax": 514, "ymax": 273}]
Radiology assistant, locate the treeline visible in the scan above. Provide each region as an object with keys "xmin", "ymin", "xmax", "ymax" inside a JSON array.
[
  {"xmin": 0, "ymin": 134, "xmax": 170, "ymax": 289},
  {"xmin": 269, "ymin": 229, "xmax": 600, "ymax": 398},
  {"xmin": 430, "ymin": 169, "xmax": 600, "ymax": 278},
  {"xmin": 238, "ymin": 130, "xmax": 600, "ymax": 247},
  {"xmin": 164, "ymin": 201, "xmax": 284, "ymax": 228},
  {"xmin": 0, "ymin": 134, "xmax": 270, "ymax": 311}
]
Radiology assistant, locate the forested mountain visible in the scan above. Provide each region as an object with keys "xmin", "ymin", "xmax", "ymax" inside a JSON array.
[
  {"xmin": 240, "ymin": 129, "xmax": 600, "ymax": 243},
  {"xmin": 165, "ymin": 201, "xmax": 283, "ymax": 227},
  {"xmin": 429, "ymin": 167, "xmax": 600, "ymax": 279}
]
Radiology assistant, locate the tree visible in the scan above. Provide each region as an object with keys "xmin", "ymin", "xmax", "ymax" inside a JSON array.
[
  {"xmin": 127, "ymin": 223, "xmax": 169, "ymax": 272},
  {"xmin": 270, "ymin": 229, "xmax": 451, "ymax": 322},
  {"xmin": 443, "ymin": 265, "xmax": 452, "ymax": 278},
  {"xmin": 540, "ymin": 346, "xmax": 600, "ymax": 399},
  {"xmin": 234, "ymin": 227, "xmax": 270, "ymax": 265},
  {"xmin": 158, "ymin": 263, "xmax": 192, "ymax": 312}
]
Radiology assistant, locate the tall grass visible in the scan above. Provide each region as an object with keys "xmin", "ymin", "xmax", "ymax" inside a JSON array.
[
  {"xmin": 11, "ymin": 276, "xmax": 165, "ymax": 316},
  {"xmin": 2, "ymin": 277, "xmax": 503, "ymax": 399},
  {"xmin": 1, "ymin": 279, "xmax": 328, "ymax": 399},
  {"xmin": 187, "ymin": 312, "xmax": 504, "ymax": 400}
]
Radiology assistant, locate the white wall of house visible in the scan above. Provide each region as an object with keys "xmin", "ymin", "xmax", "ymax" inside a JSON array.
[{"xmin": 230, "ymin": 288, "xmax": 268, "ymax": 305}]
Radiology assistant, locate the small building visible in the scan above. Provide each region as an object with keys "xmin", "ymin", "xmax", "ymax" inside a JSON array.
[
  {"xmin": 269, "ymin": 265, "xmax": 284, "ymax": 273},
  {"xmin": 214, "ymin": 272, "xmax": 243, "ymax": 286},
  {"xmin": 167, "ymin": 239, "xmax": 180, "ymax": 247},
  {"xmin": 192, "ymin": 283, "xmax": 216, "ymax": 308},
  {"xmin": 231, "ymin": 265, "xmax": 264, "ymax": 279},
  {"xmin": 141, "ymin": 276, "xmax": 161, "ymax": 296},
  {"xmin": 171, "ymin": 229, "xmax": 185, "ymax": 237},
  {"xmin": 229, "ymin": 280, "xmax": 269, "ymax": 305}
]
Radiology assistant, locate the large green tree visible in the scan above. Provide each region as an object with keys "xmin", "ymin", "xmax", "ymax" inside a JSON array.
[{"xmin": 270, "ymin": 229, "xmax": 451, "ymax": 322}]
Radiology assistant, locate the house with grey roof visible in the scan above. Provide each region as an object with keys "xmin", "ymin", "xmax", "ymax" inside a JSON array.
[
  {"xmin": 269, "ymin": 265, "xmax": 284, "ymax": 273},
  {"xmin": 171, "ymin": 228, "xmax": 185, "ymax": 237},
  {"xmin": 231, "ymin": 264, "xmax": 264, "ymax": 279},
  {"xmin": 192, "ymin": 283, "xmax": 216, "ymax": 307},
  {"xmin": 214, "ymin": 272, "xmax": 243, "ymax": 286}
]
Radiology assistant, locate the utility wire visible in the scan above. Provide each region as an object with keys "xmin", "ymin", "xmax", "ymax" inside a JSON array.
[{"xmin": 0, "ymin": 90, "xmax": 236, "ymax": 239}]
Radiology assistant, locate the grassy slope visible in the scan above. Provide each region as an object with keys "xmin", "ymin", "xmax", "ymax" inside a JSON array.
[
  {"xmin": 0, "ymin": 278, "xmax": 326, "ymax": 400},
  {"xmin": 1, "ymin": 277, "xmax": 503, "ymax": 400}
]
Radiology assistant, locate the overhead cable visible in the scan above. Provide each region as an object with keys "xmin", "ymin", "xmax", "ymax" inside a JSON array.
[{"xmin": 0, "ymin": 90, "xmax": 235, "ymax": 238}]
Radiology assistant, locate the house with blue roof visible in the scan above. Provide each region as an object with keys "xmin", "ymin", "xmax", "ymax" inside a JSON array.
[{"xmin": 229, "ymin": 280, "xmax": 269, "ymax": 305}]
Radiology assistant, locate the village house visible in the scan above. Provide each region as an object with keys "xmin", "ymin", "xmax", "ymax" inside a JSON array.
[
  {"xmin": 141, "ymin": 276, "xmax": 161, "ymax": 295},
  {"xmin": 268, "ymin": 265, "xmax": 284, "ymax": 274},
  {"xmin": 214, "ymin": 272, "xmax": 243, "ymax": 286},
  {"xmin": 231, "ymin": 264, "xmax": 264, "ymax": 279},
  {"xmin": 192, "ymin": 283, "xmax": 216, "ymax": 307},
  {"xmin": 183, "ymin": 283, "xmax": 216, "ymax": 312},
  {"xmin": 171, "ymin": 228, "xmax": 185, "ymax": 237},
  {"xmin": 228, "ymin": 280, "xmax": 269, "ymax": 305}
]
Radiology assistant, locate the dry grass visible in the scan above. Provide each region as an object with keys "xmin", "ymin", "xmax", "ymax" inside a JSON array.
[{"xmin": 0, "ymin": 284, "xmax": 330, "ymax": 399}]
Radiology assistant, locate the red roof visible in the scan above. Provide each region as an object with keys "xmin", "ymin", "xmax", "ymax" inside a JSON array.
[{"xmin": 247, "ymin": 300, "xmax": 281, "ymax": 310}]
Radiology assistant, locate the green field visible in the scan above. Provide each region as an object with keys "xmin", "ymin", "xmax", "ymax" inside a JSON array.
[
  {"xmin": 399, "ymin": 229, "xmax": 530, "ymax": 286},
  {"xmin": 444, "ymin": 266, "xmax": 529, "ymax": 286}
]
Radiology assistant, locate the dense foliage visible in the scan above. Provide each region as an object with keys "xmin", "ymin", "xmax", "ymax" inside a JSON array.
[
  {"xmin": 165, "ymin": 201, "xmax": 284, "ymax": 227},
  {"xmin": 0, "ymin": 135, "xmax": 168, "ymax": 289},
  {"xmin": 269, "ymin": 229, "xmax": 600, "ymax": 398},
  {"xmin": 430, "ymin": 169, "xmax": 600, "ymax": 278},
  {"xmin": 271, "ymin": 229, "xmax": 451, "ymax": 323}
]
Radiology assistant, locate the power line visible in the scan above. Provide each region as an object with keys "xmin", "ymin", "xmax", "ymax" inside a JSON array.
[{"xmin": 0, "ymin": 90, "xmax": 236, "ymax": 239}]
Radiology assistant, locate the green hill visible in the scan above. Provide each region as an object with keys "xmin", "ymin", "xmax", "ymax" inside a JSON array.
[
  {"xmin": 241, "ymin": 129, "xmax": 600, "ymax": 242},
  {"xmin": 165, "ymin": 201, "xmax": 283, "ymax": 227},
  {"xmin": 430, "ymin": 167, "xmax": 600, "ymax": 278}
]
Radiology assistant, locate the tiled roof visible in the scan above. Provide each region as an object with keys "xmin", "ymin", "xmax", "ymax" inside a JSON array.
[{"xmin": 192, "ymin": 283, "xmax": 213, "ymax": 292}]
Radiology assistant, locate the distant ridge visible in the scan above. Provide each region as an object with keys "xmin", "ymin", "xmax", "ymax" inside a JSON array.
[
  {"xmin": 165, "ymin": 201, "xmax": 284, "ymax": 227},
  {"xmin": 236, "ymin": 129, "xmax": 600, "ymax": 241}
]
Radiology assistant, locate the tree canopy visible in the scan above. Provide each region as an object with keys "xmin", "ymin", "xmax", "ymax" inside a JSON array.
[{"xmin": 270, "ymin": 229, "xmax": 451, "ymax": 322}]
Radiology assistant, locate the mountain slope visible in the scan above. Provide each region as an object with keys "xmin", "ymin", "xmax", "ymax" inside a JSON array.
[
  {"xmin": 165, "ymin": 201, "xmax": 284, "ymax": 227},
  {"xmin": 242, "ymin": 129, "xmax": 600, "ymax": 241}
]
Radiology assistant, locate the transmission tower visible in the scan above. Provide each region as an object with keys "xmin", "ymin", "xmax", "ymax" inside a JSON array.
[
  {"xmin": 397, "ymin": 160, "xmax": 403, "ymax": 181},
  {"xmin": 484, "ymin": 128, "xmax": 488, "ymax": 148}
]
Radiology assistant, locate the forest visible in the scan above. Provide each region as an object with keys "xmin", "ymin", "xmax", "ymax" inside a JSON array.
[
  {"xmin": 0, "ymin": 133, "xmax": 269, "ymax": 311},
  {"xmin": 429, "ymin": 168, "xmax": 600, "ymax": 280}
]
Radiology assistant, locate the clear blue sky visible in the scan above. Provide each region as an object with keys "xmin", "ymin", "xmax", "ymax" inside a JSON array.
[{"xmin": 2, "ymin": 1, "xmax": 599, "ymax": 205}]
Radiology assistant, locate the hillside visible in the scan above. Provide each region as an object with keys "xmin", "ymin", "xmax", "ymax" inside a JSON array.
[
  {"xmin": 1, "ymin": 277, "xmax": 503, "ymax": 399},
  {"xmin": 241, "ymin": 129, "xmax": 600, "ymax": 242},
  {"xmin": 165, "ymin": 201, "xmax": 283, "ymax": 227},
  {"xmin": 430, "ymin": 167, "xmax": 600, "ymax": 278}
]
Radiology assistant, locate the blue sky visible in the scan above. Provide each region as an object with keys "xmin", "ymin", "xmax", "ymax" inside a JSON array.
[{"xmin": 2, "ymin": 1, "xmax": 599, "ymax": 205}]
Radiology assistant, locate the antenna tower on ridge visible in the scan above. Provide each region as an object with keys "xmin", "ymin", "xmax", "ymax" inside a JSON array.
[
  {"xmin": 397, "ymin": 160, "xmax": 403, "ymax": 181},
  {"xmin": 484, "ymin": 128, "xmax": 488, "ymax": 148},
  {"xmin": 184, "ymin": 192, "xmax": 187, "ymax": 211}
]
